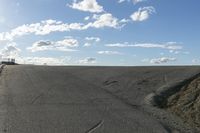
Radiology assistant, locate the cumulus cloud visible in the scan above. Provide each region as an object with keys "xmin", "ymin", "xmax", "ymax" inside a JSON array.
[
  {"xmin": 105, "ymin": 42, "xmax": 183, "ymax": 50},
  {"xmin": 56, "ymin": 38, "xmax": 79, "ymax": 47},
  {"xmin": 0, "ymin": 16, "xmax": 125, "ymax": 41},
  {"xmin": 0, "ymin": 42, "xmax": 21, "ymax": 59},
  {"xmin": 68, "ymin": 0, "xmax": 104, "ymax": 13},
  {"xmin": 27, "ymin": 38, "xmax": 79, "ymax": 52},
  {"xmin": 0, "ymin": 20, "xmax": 83, "ymax": 41},
  {"xmin": 85, "ymin": 13, "xmax": 125, "ymax": 29},
  {"xmin": 130, "ymin": 6, "xmax": 155, "ymax": 21},
  {"xmin": 97, "ymin": 51, "xmax": 122, "ymax": 55},
  {"xmin": 79, "ymin": 57, "xmax": 96, "ymax": 64},
  {"xmin": 34, "ymin": 40, "xmax": 53, "ymax": 47},
  {"xmin": 0, "ymin": 45, "xmax": 72, "ymax": 65},
  {"xmin": 85, "ymin": 14, "xmax": 128, "ymax": 28},
  {"xmin": 150, "ymin": 57, "xmax": 176, "ymax": 64}
]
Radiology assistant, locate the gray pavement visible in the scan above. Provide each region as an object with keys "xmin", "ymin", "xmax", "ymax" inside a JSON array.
[{"xmin": 0, "ymin": 65, "xmax": 200, "ymax": 133}]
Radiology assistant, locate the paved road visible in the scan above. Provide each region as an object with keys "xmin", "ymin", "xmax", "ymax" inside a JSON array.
[{"xmin": 0, "ymin": 65, "xmax": 200, "ymax": 133}]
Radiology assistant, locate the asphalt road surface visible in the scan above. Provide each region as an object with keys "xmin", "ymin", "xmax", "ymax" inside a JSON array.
[{"xmin": 0, "ymin": 65, "xmax": 200, "ymax": 133}]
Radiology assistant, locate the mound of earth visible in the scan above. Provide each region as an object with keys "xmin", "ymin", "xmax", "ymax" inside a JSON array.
[{"xmin": 166, "ymin": 76, "xmax": 200, "ymax": 130}]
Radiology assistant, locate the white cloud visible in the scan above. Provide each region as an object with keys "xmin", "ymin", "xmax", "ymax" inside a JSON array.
[
  {"xmin": 133, "ymin": 0, "xmax": 146, "ymax": 4},
  {"xmin": 133, "ymin": 43, "xmax": 182, "ymax": 50},
  {"xmin": 84, "ymin": 37, "xmax": 100, "ymax": 47},
  {"xmin": 130, "ymin": 6, "xmax": 155, "ymax": 21},
  {"xmin": 118, "ymin": 0, "xmax": 146, "ymax": 4},
  {"xmin": 120, "ymin": 18, "xmax": 130, "ymax": 23},
  {"xmin": 150, "ymin": 57, "xmax": 176, "ymax": 64},
  {"xmin": 118, "ymin": 0, "xmax": 126, "ymax": 3},
  {"xmin": 27, "ymin": 38, "xmax": 79, "ymax": 52},
  {"xmin": 56, "ymin": 38, "xmax": 79, "ymax": 47},
  {"xmin": 79, "ymin": 57, "xmax": 96, "ymax": 64},
  {"xmin": 192, "ymin": 59, "xmax": 200, "ymax": 64},
  {"xmin": 105, "ymin": 42, "xmax": 130, "ymax": 47},
  {"xmin": 0, "ymin": 17, "xmax": 125, "ymax": 41},
  {"xmin": 0, "ymin": 43, "xmax": 72, "ymax": 65},
  {"xmin": 68, "ymin": 0, "xmax": 104, "ymax": 13},
  {"xmin": 84, "ymin": 16, "xmax": 90, "ymax": 21},
  {"xmin": 169, "ymin": 50, "xmax": 190, "ymax": 55},
  {"xmin": 0, "ymin": 20, "xmax": 84, "ymax": 41},
  {"xmin": 97, "ymin": 51, "xmax": 122, "ymax": 55},
  {"xmin": 85, "ymin": 13, "xmax": 125, "ymax": 29},
  {"xmin": 0, "ymin": 42, "xmax": 21, "ymax": 59},
  {"xmin": 19, "ymin": 56, "xmax": 71, "ymax": 65},
  {"xmin": 85, "ymin": 37, "xmax": 100, "ymax": 42},
  {"xmin": 83, "ymin": 43, "xmax": 92, "ymax": 47},
  {"xmin": 105, "ymin": 42, "xmax": 183, "ymax": 50}
]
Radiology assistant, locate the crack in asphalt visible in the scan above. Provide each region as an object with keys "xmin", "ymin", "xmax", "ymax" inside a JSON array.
[{"xmin": 85, "ymin": 120, "xmax": 104, "ymax": 133}]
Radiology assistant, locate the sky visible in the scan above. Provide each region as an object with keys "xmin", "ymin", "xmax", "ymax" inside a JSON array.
[{"xmin": 0, "ymin": 0, "xmax": 200, "ymax": 66}]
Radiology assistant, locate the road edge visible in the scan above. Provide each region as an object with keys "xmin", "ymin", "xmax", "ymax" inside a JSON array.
[{"xmin": 143, "ymin": 72, "xmax": 200, "ymax": 133}]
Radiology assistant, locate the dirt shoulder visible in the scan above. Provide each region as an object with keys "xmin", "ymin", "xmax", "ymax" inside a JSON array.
[{"xmin": 166, "ymin": 76, "xmax": 200, "ymax": 131}]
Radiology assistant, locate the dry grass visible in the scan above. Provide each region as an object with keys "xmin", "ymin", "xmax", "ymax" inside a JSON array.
[{"xmin": 166, "ymin": 77, "xmax": 200, "ymax": 130}]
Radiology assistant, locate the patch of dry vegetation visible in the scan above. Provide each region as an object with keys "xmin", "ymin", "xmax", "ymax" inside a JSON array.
[{"xmin": 166, "ymin": 76, "xmax": 200, "ymax": 130}]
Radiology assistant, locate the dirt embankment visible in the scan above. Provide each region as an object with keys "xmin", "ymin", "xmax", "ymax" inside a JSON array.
[{"xmin": 166, "ymin": 76, "xmax": 200, "ymax": 130}]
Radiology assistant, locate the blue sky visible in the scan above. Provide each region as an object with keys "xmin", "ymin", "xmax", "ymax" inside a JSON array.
[{"xmin": 0, "ymin": 0, "xmax": 200, "ymax": 65}]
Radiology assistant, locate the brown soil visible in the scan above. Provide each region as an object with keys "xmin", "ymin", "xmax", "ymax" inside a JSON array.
[{"xmin": 166, "ymin": 76, "xmax": 200, "ymax": 130}]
